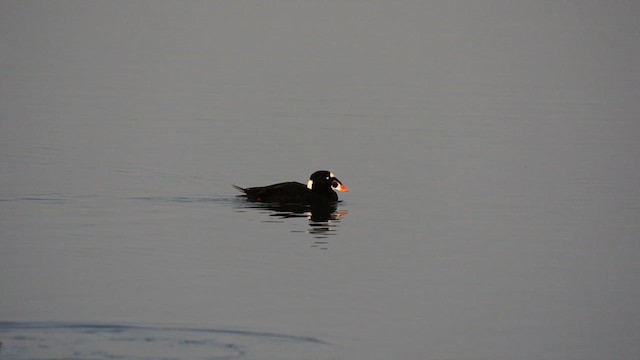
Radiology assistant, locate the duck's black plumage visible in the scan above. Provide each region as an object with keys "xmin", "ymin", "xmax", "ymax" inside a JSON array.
[{"xmin": 233, "ymin": 170, "xmax": 349, "ymax": 204}]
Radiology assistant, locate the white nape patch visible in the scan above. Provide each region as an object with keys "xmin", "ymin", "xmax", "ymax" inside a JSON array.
[
  {"xmin": 330, "ymin": 172, "xmax": 335, "ymax": 178},
  {"xmin": 307, "ymin": 179, "xmax": 314, "ymax": 190}
]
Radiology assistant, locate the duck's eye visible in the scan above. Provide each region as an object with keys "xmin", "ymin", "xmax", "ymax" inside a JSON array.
[{"xmin": 326, "ymin": 177, "xmax": 330, "ymax": 180}]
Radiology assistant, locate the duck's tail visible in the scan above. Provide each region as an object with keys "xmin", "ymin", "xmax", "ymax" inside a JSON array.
[{"xmin": 232, "ymin": 184, "xmax": 246, "ymax": 193}]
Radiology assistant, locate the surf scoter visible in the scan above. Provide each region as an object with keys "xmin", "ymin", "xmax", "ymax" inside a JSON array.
[{"xmin": 233, "ymin": 170, "xmax": 349, "ymax": 203}]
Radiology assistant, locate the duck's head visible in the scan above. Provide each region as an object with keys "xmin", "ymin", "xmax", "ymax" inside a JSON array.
[{"xmin": 307, "ymin": 170, "xmax": 349, "ymax": 193}]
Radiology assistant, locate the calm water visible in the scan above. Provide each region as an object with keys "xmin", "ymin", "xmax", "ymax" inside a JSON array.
[{"xmin": 1, "ymin": 2, "xmax": 639, "ymax": 359}]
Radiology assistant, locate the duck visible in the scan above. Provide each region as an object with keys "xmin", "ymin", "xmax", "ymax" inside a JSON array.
[{"xmin": 233, "ymin": 170, "xmax": 349, "ymax": 203}]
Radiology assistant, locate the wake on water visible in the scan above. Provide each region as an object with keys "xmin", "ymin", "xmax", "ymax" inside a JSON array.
[{"xmin": 0, "ymin": 321, "xmax": 327, "ymax": 360}]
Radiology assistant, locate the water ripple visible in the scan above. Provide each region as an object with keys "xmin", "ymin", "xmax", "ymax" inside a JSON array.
[{"xmin": 0, "ymin": 322, "xmax": 328, "ymax": 360}]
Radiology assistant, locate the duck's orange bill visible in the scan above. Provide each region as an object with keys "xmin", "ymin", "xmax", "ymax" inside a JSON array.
[{"xmin": 335, "ymin": 183, "xmax": 349, "ymax": 192}]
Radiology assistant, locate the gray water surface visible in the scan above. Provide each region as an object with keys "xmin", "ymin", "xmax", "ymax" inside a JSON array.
[{"xmin": 1, "ymin": 2, "xmax": 639, "ymax": 359}]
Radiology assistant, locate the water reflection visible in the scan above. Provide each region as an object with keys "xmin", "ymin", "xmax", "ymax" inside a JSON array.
[{"xmin": 235, "ymin": 200, "xmax": 347, "ymax": 248}]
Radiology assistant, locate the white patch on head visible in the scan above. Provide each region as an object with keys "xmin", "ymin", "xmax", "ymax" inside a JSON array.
[
  {"xmin": 330, "ymin": 172, "xmax": 335, "ymax": 178},
  {"xmin": 307, "ymin": 179, "xmax": 314, "ymax": 190}
]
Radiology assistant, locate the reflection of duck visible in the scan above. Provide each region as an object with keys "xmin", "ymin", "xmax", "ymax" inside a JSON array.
[
  {"xmin": 242, "ymin": 201, "xmax": 346, "ymax": 222},
  {"xmin": 237, "ymin": 201, "xmax": 348, "ymax": 241},
  {"xmin": 233, "ymin": 170, "xmax": 349, "ymax": 203}
]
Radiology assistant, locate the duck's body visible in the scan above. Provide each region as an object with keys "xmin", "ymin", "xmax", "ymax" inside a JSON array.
[
  {"xmin": 233, "ymin": 170, "xmax": 348, "ymax": 204},
  {"xmin": 234, "ymin": 181, "xmax": 329, "ymax": 203}
]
